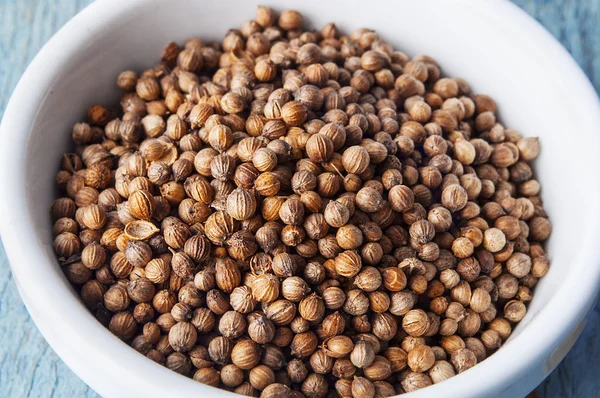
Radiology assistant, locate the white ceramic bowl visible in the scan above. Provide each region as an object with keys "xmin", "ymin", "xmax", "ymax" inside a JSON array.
[{"xmin": 1, "ymin": 0, "xmax": 599, "ymax": 396}]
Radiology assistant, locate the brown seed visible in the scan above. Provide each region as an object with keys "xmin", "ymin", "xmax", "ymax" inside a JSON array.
[
  {"xmin": 272, "ymin": 253, "xmax": 297, "ymax": 278},
  {"xmin": 324, "ymin": 200, "xmax": 350, "ymax": 228},
  {"xmin": 79, "ymin": 204, "xmax": 108, "ymax": 230},
  {"xmin": 355, "ymin": 187, "xmax": 384, "ymax": 213},
  {"xmin": 299, "ymin": 293, "xmax": 325, "ymax": 322},
  {"xmin": 407, "ymin": 345, "xmax": 436, "ymax": 372},
  {"xmin": 80, "ymin": 242, "xmax": 106, "ymax": 270},
  {"xmin": 280, "ymin": 276, "xmax": 309, "ymax": 303},
  {"xmin": 109, "ymin": 312, "xmax": 137, "ymax": 340},
  {"xmin": 153, "ymin": 289, "xmax": 177, "ymax": 314},
  {"xmin": 254, "ymin": 172, "xmax": 281, "ymax": 197},
  {"xmin": 278, "ymin": 9, "xmax": 303, "ymax": 30},
  {"xmin": 454, "ymin": 139, "xmax": 476, "ymax": 165},
  {"xmin": 441, "ymin": 184, "xmax": 468, "ymax": 212},
  {"xmin": 247, "ymin": 315, "xmax": 276, "ymax": 344},
  {"xmin": 287, "ymin": 358, "xmax": 308, "ymax": 384},
  {"xmin": 104, "ymin": 285, "xmax": 130, "ymax": 312},
  {"xmin": 372, "ymin": 312, "xmax": 397, "ymax": 341},
  {"xmin": 290, "ymin": 331, "xmax": 318, "ymax": 358},
  {"xmin": 351, "ymin": 340, "xmax": 376, "ymax": 368},
  {"xmin": 192, "ymin": 367, "xmax": 219, "ymax": 387},
  {"xmin": 248, "ymin": 364, "xmax": 275, "ymax": 391},
  {"xmin": 504, "ymin": 300, "xmax": 527, "ymax": 322},
  {"xmin": 352, "ymin": 376, "xmax": 375, "ymax": 398},
  {"xmin": 204, "ymin": 211, "xmax": 237, "ymax": 245},
  {"xmin": 323, "ymin": 287, "xmax": 346, "ymax": 309},
  {"xmin": 255, "ymin": 59, "xmax": 278, "ymax": 82},
  {"xmin": 215, "ymin": 257, "xmax": 241, "ymax": 293},
  {"xmin": 261, "ymin": 383, "xmax": 290, "ymax": 398},
  {"xmin": 337, "ymin": 224, "xmax": 363, "ymax": 250},
  {"xmin": 229, "ymin": 285, "xmax": 256, "ymax": 314},
  {"xmin": 324, "ymin": 335, "xmax": 354, "ymax": 359},
  {"xmin": 529, "ymin": 217, "xmax": 552, "ymax": 241},
  {"xmin": 221, "ymin": 92, "xmax": 246, "ymax": 114},
  {"xmin": 450, "ymin": 348, "xmax": 477, "ymax": 373},
  {"xmin": 127, "ymin": 277, "xmax": 156, "ymax": 303},
  {"xmin": 251, "ymin": 273, "xmax": 280, "ymax": 303},
  {"xmin": 53, "ymin": 232, "xmax": 81, "ymax": 258},
  {"xmin": 470, "ymin": 288, "xmax": 492, "ymax": 314},
  {"xmin": 291, "ymin": 172, "xmax": 317, "ymax": 196},
  {"xmin": 335, "ymin": 250, "xmax": 362, "ymax": 278},
  {"xmin": 382, "ymin": 267, "xmax": 407, "ymax": 291},
  {"xmin": 309, "ymin": 348, "xmax": 335, "ymax": 375},
  {"xmin": 306, "ymin": 134, "xmax": 334, "ymax": 162},
  {"xmin": 506, "ymin": 252, "xmax": 532, "ymax": 278},
  {"xmin": 354, "ymin": 266, "xmax": 382, "ymax": 292},
  {"xmin": 219, "ymin": 364, "xmax": 244, "ymax": 388},
  {"xmin": 402, "ymin": 309, "xmax": 430, "ymax": 337},
  {"xmin": 281, "ymin": 101, "xmax": 308, "ymax": 127},
  {"xmin": 429, "ymin": 360, "xmax": 456, "ymax": 384},
  {"xmin": 253, "ymin": 148, "xmax": 278, "ymax": 172},
  {"xmin": 226, "ymin": 187, "xmax": 257, "ymax": 221},
  {"xmin": 517, "ymin": 137, "xmax": 541, "ymax": 161},
  {"xmin": 231, "ymin": 340, "xmax": 261, "ymax": 370},
  {"xmin": 483, "ymin": 228, "xmax": 506, "ymax": 252},
  {"xmin": 451, "ymin": 237, "xmax": 473, "ymax": 259},
  {"xmin": 342, "ymin": 146, "xmax": 370, "ymax": 174},
  {"xmin": 388, "ymin": 185, "xmax": 414, "ymax": 213},
  {"xmin": 265, "ymin": 299, "xmax": 297, "ymax": 326},
  {"xmin": 219, "ymin": 310, "xmax": 247, "ymax": 338},
  {"xmin": 532, "ymin": 255, "xmax": 550, "ymax": 278},
  {"xmin": 363, "ymin": 356, "xmax": 392, "ymax": 381},
  {"xmin": 84, "ymin": 164, "xmax": 111, "ymax": 189},
  {"xmin": 321, "ymin": 311, "xmax": 346, "ymax": 337},
  {"xmin": 168, "ymin": 322, "xmax": 197, "ymax": 352}
]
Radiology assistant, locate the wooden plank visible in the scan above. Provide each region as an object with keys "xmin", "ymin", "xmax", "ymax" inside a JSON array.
[
  {"xmin": 0, "ymin": 0, "xmax": 598, "ymax": 396},
  {"xmin": 0, "ymin": 2, "xmax": 99, "ymax": 396},
  {"xmin": 510, "ymin": 1, "xmax": 600, "ymax": 396}
]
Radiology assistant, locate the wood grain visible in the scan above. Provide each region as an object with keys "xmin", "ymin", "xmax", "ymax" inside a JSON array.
[{"xmin": 0, "ymin": 1, "xmax": 598, "ymax": 396}]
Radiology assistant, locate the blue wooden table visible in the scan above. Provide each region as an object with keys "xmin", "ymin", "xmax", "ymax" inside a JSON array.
[{"xmin": 0, "ymin": 1, "xmax": 598, "ymax": 396}]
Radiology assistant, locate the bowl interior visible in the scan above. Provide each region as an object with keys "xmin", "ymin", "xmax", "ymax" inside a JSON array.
[{"xmin": 5, "ymin": 0, "xmax": 600, "ymax": 397}]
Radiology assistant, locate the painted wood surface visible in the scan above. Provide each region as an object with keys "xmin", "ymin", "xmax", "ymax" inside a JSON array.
[{"xmin": 0, "ymin": 1, "xmax": 598, "ymax": 396}]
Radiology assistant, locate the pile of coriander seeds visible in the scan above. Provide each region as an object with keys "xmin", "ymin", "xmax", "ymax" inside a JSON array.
[{"xmin": 50, "ymin": 6, "xmax": 552, "ymax": 397}]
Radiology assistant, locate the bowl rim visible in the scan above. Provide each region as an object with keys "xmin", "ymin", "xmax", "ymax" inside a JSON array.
[{"xmin": 1, "ymin": 0, "xmax": 600, "ymax": 397}]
